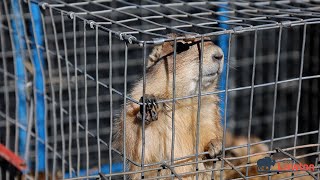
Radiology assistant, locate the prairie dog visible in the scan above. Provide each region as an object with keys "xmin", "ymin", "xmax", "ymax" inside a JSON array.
[{"xmin": 113, "ymin": 34, "xmax": 224, "ymax": 179}]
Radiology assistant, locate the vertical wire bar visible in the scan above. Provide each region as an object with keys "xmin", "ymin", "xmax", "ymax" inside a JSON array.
[
  {"xmin": 50, "ymin": 9, "xmax": 65, "ymax": 178},
  {"xmin": 74, "ymin": 15, "xmax": 81, "ymax": 177},
  {"xmin": 50, "ymin": 8, "xmax": 65, "ymax": 179},
  {"xmin": 40, "ymin": 12, "xmax": 49, "ymax": 180},
  {"xmin": 220, "ymin": 33, "xmax": 232, "ymax": 180},
  {"xmin": 28, "ymin": 0, "xmax": 46, "ymax": 174},
  {"xmin": 195, "ymin": 37, "xmax": 204, "ymax": 180},
  {"xmin": 246, "ymin": 30, "xmax": 258, "ymax": 177},
  {"xmin": 171, "ymin": 38, "xmax": 177, "ymax": 179},
  {"xmin": 108, "ymin": 31, "xmax": 113, "ymax": 179},
  {"xmin": 58, "ymin": 12, "xmax": 66, "ymax": 179},
  {"xmin": 17, "ymin": 2, "xmax": 37, "ymax": 175},
  {"xmin": 7, "ymin": 0, "xmax": 27, "ymax": 161},
  {"xmin": 25, "ymin": 97, "xmax": 34, "ymax": 177},
  {"xmin": 141, "ymin": 42, "xmax": 147, "ymax": 179},
  {"xmin": 61, "ymin": 12, "xmax": 74, "ymax": 178},
  {"xmin": 95, "ymin": 25, "xmax": 101, "ymax": 173},
  {"xmin": 28, "ymin": 3, "xmax": 40, "ymax": 178},
  {"xmin": 123, "ymin": 41, "xmax": 128, "ymax": 180},
  {"xmin": 293, "ymin": 24, "xmax": 307, "ymax": 157},
  {"xmin": 84, "ymin": 21, "xmax": 90, "ymax": 178},
  {"xmin": 48, "ymin": 8, "xmax": 58, "ymax": 179},
  {"xmin": 1, "ymin": 12, "xmax": 15, "ymax": 180},
  {"xmin": 270, "ymin": 26, "xmax": 283, "ymax": 151},
  {"xmin": 0, "ymin": 4, "xmax": 10, "ymax": 149}
]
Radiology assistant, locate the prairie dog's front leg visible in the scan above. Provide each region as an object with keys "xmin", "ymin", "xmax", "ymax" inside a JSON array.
[{"xmin": 136, "ymin": 94, "xmax": 159, "ymax": 125}]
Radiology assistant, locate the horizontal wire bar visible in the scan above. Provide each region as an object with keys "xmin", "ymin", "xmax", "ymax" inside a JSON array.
[
  {"xmin": 64, "ymin": 153, "xmax": 320, "ymax": 180},
  {"xmin": 0, "ymin": 111, "xmax": 77, "ymax": 175},
  {"xmin": 156, "ymin": 74, "xmax": 320, "ymax": 104},
  {"xmin": 1, "ymin": 63, "xmax": 320, "ymax": 106},
  {"xmin": 26, "ymin": 0, "xmax": 320, "ymax": 43}
]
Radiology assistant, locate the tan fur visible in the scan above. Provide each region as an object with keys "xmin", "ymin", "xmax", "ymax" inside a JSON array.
[{"xmin": 113, "ymin": 34, "xmax": 224, "ymax": 179}]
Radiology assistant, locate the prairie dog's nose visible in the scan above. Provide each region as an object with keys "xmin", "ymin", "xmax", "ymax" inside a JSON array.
[
  {"xmin": 213, "ymin": 52, "xmax": 223, "ymax": 61},
  {"xmin": 212, "ymin": 47, "xmax": 224, "ymax": 61},
  {"xmin": 214, "ymin": 54, "xmax": 223, "ymax": 61}
]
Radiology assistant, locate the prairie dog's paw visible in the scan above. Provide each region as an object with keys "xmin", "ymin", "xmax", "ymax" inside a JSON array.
[
  {"xmin": 207, "ymin": 139, "xmax": 222, "ymax": 159},
  {"xmin": 136, "ymin": 94, "xmax": 158, "ymax": 125}
]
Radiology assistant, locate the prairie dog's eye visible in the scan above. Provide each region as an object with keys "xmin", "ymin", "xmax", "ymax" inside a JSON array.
[{"xmin": 176, "ymin": 42, "xmax": 190, "ymax": 54}]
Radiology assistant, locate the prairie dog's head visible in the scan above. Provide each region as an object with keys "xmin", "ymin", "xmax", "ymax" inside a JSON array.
[{"xmin": 147, "ymin": 34, "xmax": 224, "ymax": 97}]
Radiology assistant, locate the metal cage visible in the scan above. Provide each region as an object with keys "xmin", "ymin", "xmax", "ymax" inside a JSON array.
[{"xmin": 0, "ymin": 0, "xmax": 320, "ymax": 179}]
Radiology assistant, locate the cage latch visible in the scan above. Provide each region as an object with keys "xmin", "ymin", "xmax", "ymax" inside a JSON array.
[{"xmin": 118, "ymin": 32, "xmax": 138, "ymax": 44}]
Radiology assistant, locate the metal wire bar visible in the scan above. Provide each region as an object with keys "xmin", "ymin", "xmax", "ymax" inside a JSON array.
[
  {"xmin": 270, "ymin": 26, "xmax": 282, "ymax": 150},
  {"xmin": 141, "ymin": 41, "xmax": 147, "ymax": 179},
  {"xmin": 16, "ymin": 3, "xmax": 36, "ymax": 174},
  {"xmin": 89, "ymin": 0, "xmax": 194, "ymax": 34},
  {"xmin": 26, "ymin": 0, "xmax": 320, "ymax": 42},
  {"xmin": 1, "ymin": 12, "xmax": 316, "ymax": 44},
  {"xmin": 245, "ymin": 30, "xmax": 258, "ymax": 177},
  {"xmin": 122, "ymin": 41, "xmax": 128, "ymax": 180},
  {"xmin": 2, "ymin": 0, "xmax": 22, "ymax": 160},
  {"xmin": 49, "ymin": 7, "xmax": 64, "ymax": 179},
  {"xmin": 108, "ymin": 30, "xmax": 113, "ymax": 180},
  {"xmin": 175, "ymin": 0, "xmax": 268, "ymax": 27},
  {"xmin": 95, "ymin": 23, "xmax": 102, "ymax": 174},
  {"xmin": 0, "ymin": 58, "xmax": 319, "ymax": 143},
  {"xmin": 221, "ymin": 157, "xmax": 247, "ymax": 180},
  {"xmin": 60, "ymin": 11, "xmax": 74, "ymax": 178},
  {"xmin": 293, "ymin": 24, "xmax": 307, "ymax": 157},
  {"xmin": 83, "ymin": 20, "xmax": 90, "ymax": 179},
  {"xmin": 195, "ymin": 36, "xmax": 204, "ymax": 180},
  {"xmin": 67, "ymin": 147, "xmax": 320, "ymax": 180},
  {"xmin": 160, "ymin": 163, "xmax": 182, "ymax": 180},
  {"xmin": 38, "ymin": 0, "xmax": 166, "ymax": 41},
  {"xmin": 170, "ymin": 38, "xmax": 177, "ymax": 179},
  {"xmin": 276, "ymin": 147, "xmax": 317, "ymax": 180},
  {"xmin": 232, "ymin": 171, "xmax": 320, "ymax": 180},
  {"xmin": 156, "ymin": 74, "xmax": 320, "ymax": 104},
  {"xmin": 1, "ymin": 77, "xmax": 317, "ymax": 170},
  {"xmin": 0, "ymin": 66, "xmax": 139, "ymax": 164},
  {"xmin": 220, "ymin": 32, "xmax": 232, "ymax": 180},
  {"xmin": 0, "ymin": 1, "xmax": 10, "ymax": 151},
  {"xmin": 0, "ymin": 71, "xmax": 140, "ymax": 167},
  {"xmin": 59, "ymin": 13, "xmax": 67, "ymax": 179},
  {"xmin": 1, "ymin": 1, "xmax": 320, "ymax": 180},
  {"xmin": 0, "ymin": 111, "xmax": 73, "ymax": 171},
  {"xmin": 43, "ymin": 7, "xmax": 58, "ymax": 179}
]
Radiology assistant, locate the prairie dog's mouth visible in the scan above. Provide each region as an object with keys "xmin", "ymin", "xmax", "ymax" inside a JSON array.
[{"xmin": 203, "ymin": 72, "xmax": 217, "ymax": 77}]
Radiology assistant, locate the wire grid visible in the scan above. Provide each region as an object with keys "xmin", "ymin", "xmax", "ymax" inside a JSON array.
[{"xmin": 0, "ymin": 0, "xmax": 320, "ymax": 179}]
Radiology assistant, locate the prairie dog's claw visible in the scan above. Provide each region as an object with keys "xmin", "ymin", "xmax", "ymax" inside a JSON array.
[
  {"xmin": 137, "ymin": 95, "xmax": 158, "ymax": 125},
  {"xmin": 207, "ymin": 139, "xmax": 222, "ymax": 159}
]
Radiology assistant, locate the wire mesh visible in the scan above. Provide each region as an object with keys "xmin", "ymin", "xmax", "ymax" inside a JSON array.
[{"xmin": 0, "ymin": 0, "xmax": 320, "ymax": 179}]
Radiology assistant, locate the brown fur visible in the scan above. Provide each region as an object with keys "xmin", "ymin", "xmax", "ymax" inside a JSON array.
[{"xmin": 113, "ymin": 34, "xmax": 224, "ymax": 179}]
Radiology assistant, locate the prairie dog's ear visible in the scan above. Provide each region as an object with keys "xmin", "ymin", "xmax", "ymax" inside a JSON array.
[
  {"xmin": 147, "ymin": 33, "xmax": 200, "ymax": 68},
  {"xmin": 147, "ymin": 33, "xmax": 177, "ymax": 68},
  {"xmin": 147, "ymin": 44, "xmax": 163, "ymax": 68}
]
